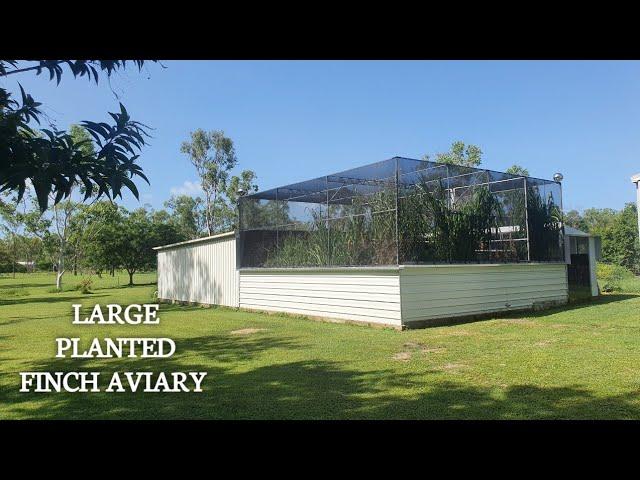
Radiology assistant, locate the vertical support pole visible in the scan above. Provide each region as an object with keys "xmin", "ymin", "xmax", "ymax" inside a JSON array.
[
  {"xmin": 558, "ymin": 179, "xmax": 566, "ymax": 262},
  {"xmin": 637, "ymin": 181, "xmax": 640, "ymax": 241},
  {"xmin": 236, "ymin": 196, "xmax": 242, "ymax": 269},
  {"xmin": 636, "ymin": 181, "xmax": 640, "ymax": 241},
  {"xmin": 275, "ymin": 188, "xmax": 279, "ymax": 253},
  {"xmin": 588, "ymin": 236, "xmax": 599, "ymax": 296},
  {"xmin": 395, "ymin": 157, "xmax": 400, "ymax": 265},
  {"xmin": 326, "ymin": 176, "xmax": 330, "ymax": 266},
  {"xmin": 486, "ymin": 169, "xmax": 492, "ymax": 263},
  {"xmin": 447, "ymin": 165, "xmax": 451, "ymax": 206},
  {"xmin": 524, "ymin": 177, "xmax": 531, "ymax": 262}
]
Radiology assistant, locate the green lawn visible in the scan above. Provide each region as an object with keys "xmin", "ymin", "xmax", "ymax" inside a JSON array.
[{"xmin": 1, "ymin": 271, "xmax": 640, "ymax": 419}]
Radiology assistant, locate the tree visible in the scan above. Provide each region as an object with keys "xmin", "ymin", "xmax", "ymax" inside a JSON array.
[
  {"xmin": 0, "ymin": 195, "xmax": 23, "ymax": 277},
  {"xmin": 505, "ymin": 165, "xmax": 530, "ymax": 176},
  {"xmin": 164, "ymin": 194, "xmax": 204, "ymax": 239},
  {"xmin": 600, "ymin": 203, "xmax": 640, "ymax": 272},
  {"xmin": 47, "ymin": 198, "xmax": 77, "ymax": 289},
  {"xmin": 221, "ymin": 170, "xmax": 258, "ymax": 231},
  {"xmin": 18, "ymin": 125, "xmax": 100, "ymax": 289},
  {"xmin": 423, "ymin": 141, "xmax": 483, "ymax": 167},
  {"xmin": 0, "ymin": 60, "xmax": 156, "ymax": 212},
  {"xmin": 112, "ymin": 208, "xmax": 183, "ymax": 286},
  {"xmin": 180, "ymin": 129, "xmax": 237, "ymax": 235},
  {"xmin": 582, "ymin": 208, "xmax": 617, "ymax": 235},
  {"xmin": 81, "ymin": 202, "xmax": 124, "ymax": 277},
  {"xmin": 65, "ymin": 125, "xmax": 98, "ymax": 276},
  {"xmin": 564, "ymin": 209, "xmax": 589, "ymax": 232}
]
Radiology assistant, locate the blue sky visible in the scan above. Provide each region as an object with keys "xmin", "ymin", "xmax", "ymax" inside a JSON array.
[{"xmin": 5, "ymin": 60, "xmax": 640, "ymax": 212}]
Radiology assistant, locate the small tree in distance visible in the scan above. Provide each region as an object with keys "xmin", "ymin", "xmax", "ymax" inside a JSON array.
[
  {"xmin": 180, "ymin": 129, "xmax": 237, "ymax": 235},
  {"xmin": 505, "ymin": 165, "xmax": 530, "ymax": 176},
  {"xmin": 423, "ymin": 141, "xmax": 483, "ymax": 168}
]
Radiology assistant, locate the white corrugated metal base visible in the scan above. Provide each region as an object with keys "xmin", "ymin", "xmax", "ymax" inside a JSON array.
[
  {"xmin": 156, "ymin": 232, "xmax": 238, "ymax": 307},
  {"xmin": 399, "ymin": 264, "xmax": 568, "ymax": 326},
  {"xmin": 239, "ymin": 268, "xmax": 402, "ymax": 327},
  {"xmin": 238, "ymin": 264, "xmax": 568, "ymax": 328}
]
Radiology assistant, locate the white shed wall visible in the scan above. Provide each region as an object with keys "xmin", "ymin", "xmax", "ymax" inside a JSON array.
[
  {"xmin": 157, "ymin": 234, "xmax": 238, "ymax": 307},
  {"xmin": 239, "ymin": 269, "xmax": 402, "ymax": 327},
  {"xmin": 400, "ymin": 263, "xmax": 568, "ymax": 324}
]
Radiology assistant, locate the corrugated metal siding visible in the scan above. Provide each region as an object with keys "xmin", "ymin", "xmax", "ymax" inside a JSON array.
[
  {"xmin": 157, "ymin": 236, "xmax": 238, "ymax": 307},
  {"xmin": 400, "ymin": 264, "xmax": 568, "ymax": 324},
  {"xmin": 239, "ymin": 270, "xmax": 402, "ymax": 326}
]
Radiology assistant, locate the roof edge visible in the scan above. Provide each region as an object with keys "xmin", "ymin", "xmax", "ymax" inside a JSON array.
[{"xmin": 153, "ymin": 231, "xmax": 235, "ymax": 251}]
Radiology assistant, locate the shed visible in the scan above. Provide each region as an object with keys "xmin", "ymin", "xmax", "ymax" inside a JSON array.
[
  {"xmin": 156, "ymin": 156, "xmax": 573, "ymax": 329},
  {"xmin": 153, "ymin": 232, "xmax": 238, "ymax": 307},
  {"xmin": 564, "ymin": 226, "xmax": 601, "ymax": 297}
]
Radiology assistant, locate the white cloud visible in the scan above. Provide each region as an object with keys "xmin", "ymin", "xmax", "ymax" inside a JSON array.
[{"xmin": 170, "ymin": 180, "xmax": 203, "ymax": 197}]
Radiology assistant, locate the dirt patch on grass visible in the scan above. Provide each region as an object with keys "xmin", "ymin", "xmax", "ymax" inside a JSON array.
[
  {"xmin": 423, "ymin": 347, "xmax": 446, "ymax": 353},
  {"xmin": 440, "ymin": 363, "xmax": 468, "ymax": 372},
  {"xmin": 534, "ymin": 340, "xmax": 555, "ymax": 347},
  {"xmin": 392, "ymin": 351, "xmax": 412, "ymax": 361},
  {"xmin": 403, "ymin": 342, "xmax": 446, "ymax": 354},
  {"xmin": 496, "ymin": 318, "xmax": 537, "ymax": 326},
  {"xmin": 437, "ymin": 329, "xmax": 471, "ymax": 337},
  {"xmin": 230, "ymin": 328, "xmax": 267, "ymax": 336}
]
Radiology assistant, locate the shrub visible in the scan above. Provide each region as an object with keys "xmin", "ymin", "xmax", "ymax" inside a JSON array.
[
  {"xmin": 597, "ymin": 262, "xmax": 634, "ymax": 292},
  {"xmin": 75, "ymin": 278, "xmax": 94, "ymax": 294},
  {"xmin": 36, "ymin": 259, "xmax": 53, "ymax": 271}
]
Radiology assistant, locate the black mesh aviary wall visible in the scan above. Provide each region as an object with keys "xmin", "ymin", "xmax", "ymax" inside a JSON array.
[{"xmin": 238, "ymin": 157, "xmax": 564, "ymax": 268}]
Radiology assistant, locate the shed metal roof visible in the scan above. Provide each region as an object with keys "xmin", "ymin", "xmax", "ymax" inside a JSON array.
[{"xmin": 152, "ymin": 231, "xmax": 235, "ymax": 251}]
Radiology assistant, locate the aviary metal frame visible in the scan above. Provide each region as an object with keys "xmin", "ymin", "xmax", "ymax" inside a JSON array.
[{"xmin": 238, "ymin": 157, "xmax": 564, "ymax": 268}]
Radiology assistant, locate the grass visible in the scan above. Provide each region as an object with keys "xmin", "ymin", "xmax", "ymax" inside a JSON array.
[{"xmin": 2, "ymin": 271, "xmax": 640, "ymax": 419}]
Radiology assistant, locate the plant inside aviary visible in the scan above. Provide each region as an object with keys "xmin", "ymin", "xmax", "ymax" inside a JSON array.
[
  {"xmin": 399, "ymin": 179, "xmax": 503, "ymax": 264},
  {"xmin": 526, "ymin": 187, "xmax": 563, "ymax": 262}
]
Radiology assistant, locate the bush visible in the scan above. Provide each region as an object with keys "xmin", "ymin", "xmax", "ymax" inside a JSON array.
[
  {"xmin": 36, "ymin": 259, "xmax": 53, "ymax": 271},
  {"xmin": 75, "ymin": 278, "xmax": 94, "ymax": 294},
  {"xmin": 597, "ymin": 262, "xmax": 634, "ymax": 292},
  {"xmin": 0, "ymin": 262, "xmax": 28, "ymax": 274}
]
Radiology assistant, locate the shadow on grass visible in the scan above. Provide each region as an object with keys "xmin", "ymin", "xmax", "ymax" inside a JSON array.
[
  {"xmin": 516, "ymin": 293, "xmax": 639, "ymax": 320},
  {"xmin": 0, "ymin": 294, "xmax": 109, "ymax": 307},
  {"xmin": 0, "ymin": 282, "xmax": 53, "ymax": 291},
  {"xmin": 94, "ymin": 282, "xmax": 158, "ymax": 291},
  {"xmin": 2, "ymin": 329, "xmax": 639, "ymax": 420},
  {"xmin": 409, "ymin": 293, "xmax": 640, "ymax": 329}
]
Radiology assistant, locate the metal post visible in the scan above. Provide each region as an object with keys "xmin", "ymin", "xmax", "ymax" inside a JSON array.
[
  {"xmin": 558, "ymin": 180, "xmax": 566, "ymax": 262},
  {"xmin": 446, "ymin": 165, "xmax": 451, "ymax": 207},
  {"xmin": 395, "ymin": 157, "xmax": 400, "ymax": 265},
  {"xmin": 236, "ymin": 196, "xmax": 242, "ymax": 270},
  {"xmin": 275, "ymin": 188, "xmax": 279, "ymax": 256},
  {"xmin": 524, "ymin": 177, "xmax": 531, "ymax": 262},
  {"xmin": 326, "ymin": 176, "xmax": 330, "ymax": 266},
  {"xmin": 632, "ymin": 174, "xmax": 640, "ymax": 243}
]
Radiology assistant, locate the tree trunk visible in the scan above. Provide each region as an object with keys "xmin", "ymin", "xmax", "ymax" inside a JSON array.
[
  {"xmin": 56, "ymin": 255, "xmax": 65, "ymax": 290},
  {"xmin": 128, "ymin": 271, "xmax": 134, "ymax": 286}
]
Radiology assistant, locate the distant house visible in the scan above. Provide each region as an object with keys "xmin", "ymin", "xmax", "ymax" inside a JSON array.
[{"xmin": 16, "ymin": 261, "xmax": 35, "ymax": 272}]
